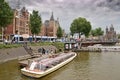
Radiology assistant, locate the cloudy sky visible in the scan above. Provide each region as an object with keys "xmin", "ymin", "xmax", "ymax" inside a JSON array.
[{"xmin": 6, "ymin": 0, "xmax": 120, "ymax": 34}]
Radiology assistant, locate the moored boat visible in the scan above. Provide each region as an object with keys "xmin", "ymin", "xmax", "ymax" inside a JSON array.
[
  {"xmin": 21, "ymin": 52, "xmax": 77, "ymax": 78},
  {"xmin": 100, "ymin": 46, "xmax": 120, "ymax": 52},
  {"xmin": 88, "ymin": 44, "xmax": 120, "ymax": 52}
]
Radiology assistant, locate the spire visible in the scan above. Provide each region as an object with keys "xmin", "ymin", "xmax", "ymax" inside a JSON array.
[
  {"xmin": 106, "ymin": 26, "xmax": 108, "ymax": 33},
  {"xmin": 110, "ymin": 24, "xmax": 114, "ymax": 31},
  {"xmin": 16, "ymin": 0, "xmax": 21, "ymax": 10},
  {"xmin": 111, "ymin": 24, "xmax": 113, "ymax": 27},
  {"xmin": 57, "ymin": 17, "xmax": 59, "ymax": 22},
  {"xmin": 50, "ymin": 12, "xmax": 54, "ymax": 21},
  {"xmin": 21, "ymin": 6, "xmax": 26, "ymax": 12},
  {"xmin": 57, "ymin": 17, "xmax": 60, "ymax": 26}
]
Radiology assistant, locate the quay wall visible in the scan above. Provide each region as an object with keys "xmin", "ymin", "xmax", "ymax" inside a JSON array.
[
  {"xmin": 0, "ymin": 45, "xmax": 57, "ymax": 63},
  {"xmin": 0, "ymin": 47, "xmax": 28, "ymax": 63}
]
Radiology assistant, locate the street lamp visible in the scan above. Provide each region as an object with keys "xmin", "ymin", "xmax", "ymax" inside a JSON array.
[
  {"xmin": 15, "ymin": 12, "xmax": 20, "ymax": 43},
  {"xmin": 15, "ymin": 15, "xmax": 19, "ymax": 34}
]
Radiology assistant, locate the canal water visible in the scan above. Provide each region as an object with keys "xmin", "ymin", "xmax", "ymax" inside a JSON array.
[{"xmin": 0, "ymin": 52, "xmax": 120, "ymax": 80}]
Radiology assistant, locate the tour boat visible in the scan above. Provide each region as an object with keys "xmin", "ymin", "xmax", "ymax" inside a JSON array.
[{"xmin": 21, "ymin": 52, "xmax": 77, "ymax": 78}]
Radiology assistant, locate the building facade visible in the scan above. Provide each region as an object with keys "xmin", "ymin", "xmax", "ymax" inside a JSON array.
[
  {"xmin": 4, "ymin": 7, "xmax": 30, "ymax": 40},
  {"xmin": 3, "ymin": 9, "xmax": 62, "ymax": 41},
  {"xmin": 39, "ymin": 12, "xmax": 59, "ymax": 37},
  {"xmin": 104, "ymin": 24, "xmax": 117, "ymax": 41}
]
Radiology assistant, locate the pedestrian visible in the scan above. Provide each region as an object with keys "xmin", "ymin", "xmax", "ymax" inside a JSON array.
[
  {"xmin": 4, "ymin": 38, "xmax": 8, "ymax": 45},
  {"xmin": 42, "ymin": 48, "xmax": 45, "ymax": 54},
  {"xmin": 45, "ymin": 49, "xmax": 49, "ymax": 54},
  {"xmin": 38, "ymin": 48, "xmax": 42, "ymax": 53}
]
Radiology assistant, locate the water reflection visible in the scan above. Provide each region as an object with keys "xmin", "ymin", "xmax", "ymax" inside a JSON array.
[{"xmin": 0, "ymin": 52, "xmax": 120, "ymax": 80}]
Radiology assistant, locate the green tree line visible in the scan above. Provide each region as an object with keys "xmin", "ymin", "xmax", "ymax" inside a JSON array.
[
  {"xmin": 0, "ymin": 0, "xmax": 13, "ymax": 39},
  {"xmin": 91, "ymin": 27, "xmax": 104, "ymax": 36}
]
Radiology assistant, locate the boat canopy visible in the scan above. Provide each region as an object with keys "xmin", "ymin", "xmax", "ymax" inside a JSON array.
[{"xmin": 29, "ymin": 53, "xmax": 75, "ymax": 71}]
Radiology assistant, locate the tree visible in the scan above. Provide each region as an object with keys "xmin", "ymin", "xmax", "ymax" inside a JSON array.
[
  {"xmin": 0, "ymin": 0, "xmax": 13, "ymax": 40},
  {"xmin": 30, "ymin": 10, "xmax": 42, "ymax": 41},
  {"xmin": 56, "ymin": 26, "xmax": 63, "ymax": 38},
  {"xmin": 91, "ymin": 27, "xmax": 104, "ymax": 36},
  {"xmin": 91, "ymin": 30, "xmax": 97, "ymax": 36},
  {"xmin": 118, "ymin": 34, "xmax": 120, "ymax": 39},
  {"xmin": 70, "ymin": 17, "xmax": 92, "ymax": 38}
]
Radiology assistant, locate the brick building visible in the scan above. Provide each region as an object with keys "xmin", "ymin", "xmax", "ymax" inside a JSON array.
[
  {"xmin": 104, "ymin": 24, "xmax": 117, "ymax": 41},
  {"xmin": 3, "ymin": 8, "xmax": 62, "ymax": 41},
  {"xmin": 4, "ymin": 7, "xmax": 30, "ymax": 40},
  {"xmin": 39, "ymin": 12, "xmax": 59, "ymax": 37}
]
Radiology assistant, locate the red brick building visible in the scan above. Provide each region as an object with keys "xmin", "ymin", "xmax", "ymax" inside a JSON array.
[
  {"xmin": 3, "ymin": 10, "xmax": 62, "ymax": 40},
  {"xmin": 39, "ymin": 12, "xmax": 59, "ymax": 37},
  {"xmin": 4, "ymin": 7, "xmax": 30, "ymax": 40}
]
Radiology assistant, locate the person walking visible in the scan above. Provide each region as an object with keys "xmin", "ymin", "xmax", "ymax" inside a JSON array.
[{"xmin": 42, "ymin": 48, "xmax": 45, "ymax": 54}]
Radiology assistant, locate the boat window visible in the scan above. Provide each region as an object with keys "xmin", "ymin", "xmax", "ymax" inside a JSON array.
[
  {"xmin": 28, "ymin": 53, "xmax": 75, "ymax": 71},
  {"xmin": 29, "ymin": 62, "xmax": 37, "ymax": 70},
  {"xmin": 34, "ymin": 63, "xmax": 40, "ymax": 70}
]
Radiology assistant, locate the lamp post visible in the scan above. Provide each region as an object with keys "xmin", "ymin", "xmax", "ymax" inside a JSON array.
[
  {"xmin": 14, "ymin": 0, "xmax": 21, "ymax": 43},
  {"xmin": 15, "ymin": 10, "xmax": 20, "ymax": 43}
]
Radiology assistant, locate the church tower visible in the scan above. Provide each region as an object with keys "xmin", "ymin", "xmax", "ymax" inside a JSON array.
[
  {"xmin": 40, "ymin": 12, "xmax": 60, "ymax": 37},
  {"xmin": 48, "ymin": 12, "xmax": 55, "ymax": 36},
  {"xmin": 106, "ymin": 26, "xmax": 108, "ymax": 34},
  {"xmin": 110, "ymin": 24, "xmax": 114, "ymax": 31},
  {"xmin": 50, "ymin": 12, "xmax": 54, "ymax": 21}
]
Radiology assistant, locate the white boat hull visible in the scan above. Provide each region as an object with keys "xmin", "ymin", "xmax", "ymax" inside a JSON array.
[{"xmin": 21, "ymin": 52, "xmax": 77, "ymax": 78}]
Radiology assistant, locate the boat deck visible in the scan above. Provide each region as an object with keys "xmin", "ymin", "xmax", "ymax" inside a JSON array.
[
  {"xmin": 21, "ymin": 52, "xmax": 77, "ymax": 78},
  {"xmin": 19, "ymin": 54, "xmax": 57, "ymax": 67}
]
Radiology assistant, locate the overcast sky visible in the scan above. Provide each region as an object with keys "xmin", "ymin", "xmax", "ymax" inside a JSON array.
[{"xmin": 6, "ymin": 0, "xmax": 120, "ymax": 34}]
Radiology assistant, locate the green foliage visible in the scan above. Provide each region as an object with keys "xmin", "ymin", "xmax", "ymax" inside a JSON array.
[
  {"xmin": 30, "ymin": 10, "xmax": 42, "ymax": 35},
  {"xmin": 0, "ymin": 42, "xmax": 64, "ymax": 52},
  {"xmin": 0, "ymin": 44, "xmax": 22, "ymax": 49},
  {"xmin": 91, "ymin": 27, "xmax": 104, "ymax": 36},
  {"xmin": 70, "ymin": 17, "xmax": 92, "ymax": 37},
  {"xmin": 91, "ymin": 30, "xmax": 97, "ymax": 36},
  {"xmin": 52, "ymin": 42, "xmax": 64, "ymax": 52},
  {"xmin": 29, "ymin": 42, "xmax": 64, "ymax": 50},
  {"xmin": 118, "ymin": 34, "xmax": 120, "ymax": 39},
  {"xmin": 0, "ymin": 0, "xmax": 13, "ymax": 28},
  {"xmin": 54, "ymin": 42, "xmax": 64, "ymax": 49},
  {"xmin": 29, "ymin": 42, "xmax": 53, "ymax": 46},
  {"xmin": 56, "ymin": 26, "xmax": 63, "ymax": 38}
]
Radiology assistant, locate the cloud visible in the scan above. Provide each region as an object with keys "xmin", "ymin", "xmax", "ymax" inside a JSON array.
[
  {"xmin": 5, "ymin": 0, "xmax": 120, "ymax": 33},
  {"xmin": 96, "ymin": 0, "xmax": 120, "ymax": 11}
]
